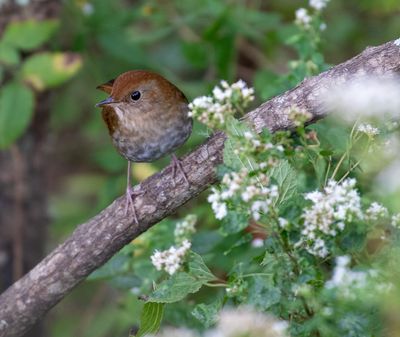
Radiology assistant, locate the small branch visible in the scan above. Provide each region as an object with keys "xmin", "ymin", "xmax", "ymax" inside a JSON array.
[{"xmin": 0, "ymin": 40, "xmax": 399, "ymax": 337}]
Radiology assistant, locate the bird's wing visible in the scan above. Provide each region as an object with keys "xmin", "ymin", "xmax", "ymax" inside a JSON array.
[{"xmin": 96, "ymin": 79, "xmax": 115, "ymax": 94}]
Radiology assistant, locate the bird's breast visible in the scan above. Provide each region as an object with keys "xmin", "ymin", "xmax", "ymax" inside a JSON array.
[{"xmin": 111, "ymin": 113, "xmax": 192, "ymax": 162}]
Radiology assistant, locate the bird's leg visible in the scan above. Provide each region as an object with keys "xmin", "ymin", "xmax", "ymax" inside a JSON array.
[
  {"xmin": 171, "ymin": 154, "xmax": 189, "ymax": 186},
  {"xmin": 124, "ymin": 161, "xmax": 142, "ymax": 224}
]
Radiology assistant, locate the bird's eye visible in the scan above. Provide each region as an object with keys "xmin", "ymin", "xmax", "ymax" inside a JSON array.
[{"xmin": 130, "ymin": 91, "xmax": 141, "ymax": 101}]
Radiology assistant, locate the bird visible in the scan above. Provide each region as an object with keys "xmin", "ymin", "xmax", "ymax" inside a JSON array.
[{"xmin": 96, "ymin": 70, "xmax": 193, "ymax": 223}]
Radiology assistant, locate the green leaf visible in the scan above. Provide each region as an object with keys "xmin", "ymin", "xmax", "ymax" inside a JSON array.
[
  {"xmin": 269, "ymin": 160, "xmax": 297, "ymax": 206},
  {"xmin": 149, "ymin": 272, "xmax": 204, "ymax": 303},
  {"xmin": 0, "ymin": 42, "xmax": 20, "ymax": 65},
  {"xmin": 2, "ymin": 19, "xmax": 59, "ymax": 50},
  {"xmin": 221, "ymin": 210, "xmax": 249, "ymax": 235},
  {"xmin": 247, "ymin": 276, "xmax": 281, "ymax": 310},
  {"xmin": 187, "ymin": 251, "xmax": 216, "ymax": 282},
  {"xmin": 223, "ymin": 117, "xmax": 254, "ymax": 171},
  {"xmin": 0, "ymin": 82, "xmax": 34, "ymax": 148},
  {"xmin": 192, "ymin": 299, "xmax": 222, "ymax": 328},
  {"xmin": 21, "ymin": 52, "xmax": 82, "ymax": 90},
  {"xmin": 135, "ymin": 302, "xmax": 165, "ymax": 337}
]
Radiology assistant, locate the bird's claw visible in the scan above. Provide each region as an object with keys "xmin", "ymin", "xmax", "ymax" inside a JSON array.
[
  {"xmin": 124, "ymin": 187, "xmax": 143, "ymax": 224},
  {"xmin": 171, "ymin": 154, "xmax": 190, "ymax": 187}
]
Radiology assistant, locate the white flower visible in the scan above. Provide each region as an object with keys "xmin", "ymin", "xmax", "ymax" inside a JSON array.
[
  {"xmin": 299, "ymin": 179, "xmax": 363, "ymax": 257},
  {"xmin": 209, "ymin": 168, "xmax": 278, "ymax": 221},
  {"xmin": 322, "ymin": 76, "xmax": 400, "ymax": 122},
  {"xmin": 391, "ymin": 213, "xmax": 400, "ymax": 228},
  {"xmin": 189, "ymin": 80, "xmax": 254, "ymax": 129},
  {"xmin": 174, "ymin": 214, "xmax": 197, "ymax": 243},
  {"xmin": 208, "ymin": 188, "xmax": 229, "ymax": 219},
  {"xmin": 150, "ymin": 240, "xmax": 191, "ymax": 275},
  {"xmin": 215, "ymin": 201, "xmax": 228, "ymax": 219},
  {"xmin": 365, "ymin": 202, "xmax": 388, "ymax": 221},
  {"xmin": 278, "ymin": 217, "xmax": 289, "ymax": 228},
  {"xmin": 295, "ymin": 8, "xmax": 311, "ymax": 27},
  {"xmin": 357, "ymin": 123, "xmax": 380, "ymax": 138},
  {"xmin": 325, "ymin": 255, "xmax": 373, "ymax": 299},
  {"xmin": 394, "ymin": 38, "xmax": 400, "ymax": 47},
  {"xmin": 212, "ymin": 306, "xmax": 288, "ymax": 337},
  {"xmin": 251, "ymin": 238, "xmax": 264, "ymax": 248},
  {"xmin": 309, "ymin": 0, "xmax": 329, "ymax": 11}
]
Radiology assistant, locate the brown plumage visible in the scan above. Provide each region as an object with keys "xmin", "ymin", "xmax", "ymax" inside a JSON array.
[{"xmin": 96, "ymin": 70, "xmax": 193, "ymax": 222}]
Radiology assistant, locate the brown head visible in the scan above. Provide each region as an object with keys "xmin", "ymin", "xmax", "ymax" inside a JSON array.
[
  {"xmin": 96, "ymin": 70, "xmax": 189, "ymax": 135},
  {"xmin": 96, "ymin": 70, "xmax": 193, "ymax": 163}
]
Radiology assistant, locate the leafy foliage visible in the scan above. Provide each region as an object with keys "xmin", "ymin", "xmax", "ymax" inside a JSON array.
[
  {"xmin": 0, "ymin": 82, "xmax": 34, "ymax": 148},
  {"xmin": 135, "ymin": 302, "xmax": 165, "ymax": 337},
  {"xmin": 11, "ymin": 0, "xmax": 397, "ymax": 336},
  {"xmin": 0, "ymin": 19, "xmax": 81, "ymax": 148},
  {"xmin": 2, "ymin": 19, "xmax": 59, "ymax": 51}
]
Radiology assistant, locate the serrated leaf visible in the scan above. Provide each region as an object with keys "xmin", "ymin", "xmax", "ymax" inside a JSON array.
[
  {"xmin": 192, "ymin": 299, "xmax": 222, "ymax": 328},
  {"xmin": 2, "ymin": 19, "xmax": 59, "ymax": 50},
  {"xmin": 135, "ymin": 302, "xmax": 165, "ymax": 337},
  {"xmin": 223, "ymin": 117, "xmax": 255, "ymax": 171},
  {"xmin": 269, "ymin": 160, "xmax": 297, "ymax": 206},
  {"xmin": 149, "ymin": 272, "xmax": 204, "ymax": 303},
  {"xmin": 0, "ymin": 42, "xmax": 20, "ymax": 65},
  {"xmin": 21, "ymin": 52, "xmax": 82, "ymax": 90},
  {"xmin": 0, "ymin": 82, "xmax": 34, "ymax": 148},
  {"xmin": 221, "ymin": 210, "xmax": 249, "ymax": 235},
  {"xmin": 187, "ymin": 251, "xmax": 216, "ymax": 282}
]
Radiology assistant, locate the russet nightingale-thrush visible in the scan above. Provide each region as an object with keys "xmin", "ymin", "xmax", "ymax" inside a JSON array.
[{"xmin": 96, "ymin": 70, "xmax": 193, "ymax": 222}]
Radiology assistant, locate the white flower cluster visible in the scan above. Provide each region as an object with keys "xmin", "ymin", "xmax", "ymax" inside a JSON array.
[
  {"xmin": 174, "ymin": 214, "xmax": 197, "ymax": 244},
  {"xmin": 392, "ymin": 213, "xmax": 400, "ymax": 228},
  {"xmin": 242, "ymin": 131, "xmax": 284, "ymax": 156},
  {"xmin": 394, "ymin": 38, "xmax": 400, "ymax": 47},
  {"xmin": 207, "ymin": 306, "xmax": 288, "ymax": 337},
  {"xmin": 188, "ymin": 80, "xmax": 255, "ymax": 129},
  {"xmin": 325, "ymin": 256, "xmax": 369, "ymax": 299},
  {"xmin": 295, "ymin": 8, "xmax": 311, "ymax": 27},
  {"xmin": 300, "ymin": 179, "xmax": 363, "ymax": 257},
  {"xmin": 357, "ymin": 123, "xmax": 380, "ymax": 138},
  {"xmin": 295, "ymin": 0, "xmax": 329, "ymax": 29},
  {"xmin": 150, "ymin": 240, "xmax": 191, "ymax": 275},
  {"xmin": 365, "ymin": 202, "xmax": 388, "ymax": 221},
  {"xmin": 150, "ymin": 307, "xmax": 287, "ymax": 337},
  {"xmin": 323, "ymin": 76, "xmax": 400, "ymax": 123},
  {"xmin": 208, "ymin": 169, "xmax": 279, "ymax": 221},
  {"xmin": 309, "ymin": 0, "xmax": 330, "ymax": 11}
]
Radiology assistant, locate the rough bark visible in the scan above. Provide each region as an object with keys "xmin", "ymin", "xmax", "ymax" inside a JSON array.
[{"xmin": 0, "ymin": 40, "xmax": 399, "ymax": 337}]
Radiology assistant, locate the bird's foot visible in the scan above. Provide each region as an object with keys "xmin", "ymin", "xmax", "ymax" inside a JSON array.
[
  {"xmin": 124, "ymin": 186, "xmax": 144, "ymax": 224},
  {"xmin": 171, "ymin": 154, "xmax": 189, "ymax": 187}
]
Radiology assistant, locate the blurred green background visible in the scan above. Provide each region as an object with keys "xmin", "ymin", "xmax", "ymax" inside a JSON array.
[{"xmin": 0, "ymin": 0, "xmax": 399, "ymax": 336}]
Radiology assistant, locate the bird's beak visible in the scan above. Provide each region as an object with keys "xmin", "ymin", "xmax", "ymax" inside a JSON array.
[{"xmin": 95, "ymin": 96, "xmax": 115, "ymax": 107}]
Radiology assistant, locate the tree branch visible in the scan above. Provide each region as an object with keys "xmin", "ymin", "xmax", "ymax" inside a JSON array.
[{"xmin": 0, "ymin": 40, "xmax": 399, "ymax": 337}]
